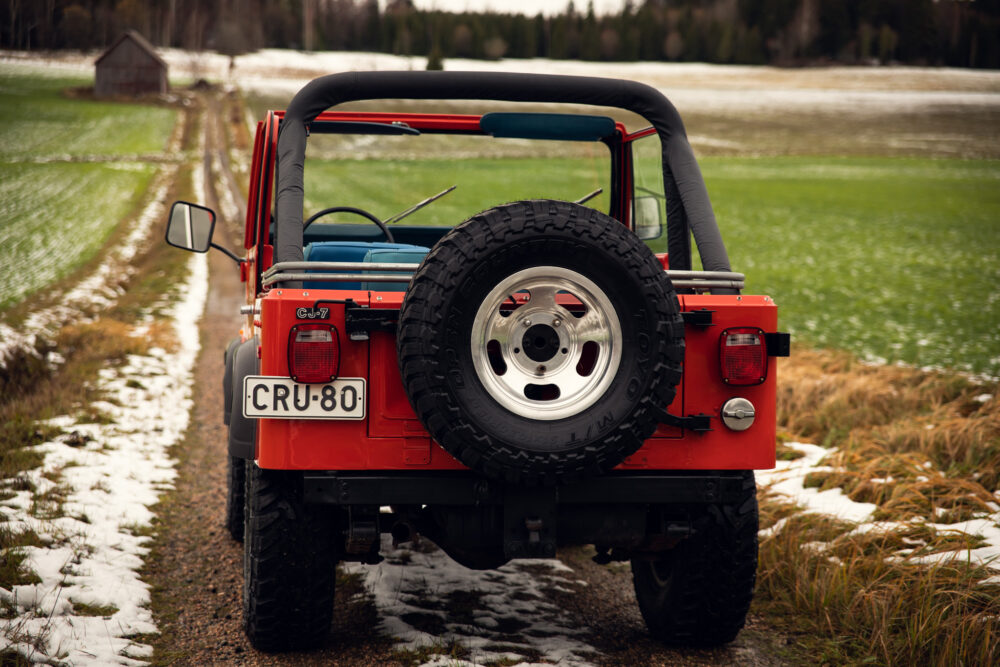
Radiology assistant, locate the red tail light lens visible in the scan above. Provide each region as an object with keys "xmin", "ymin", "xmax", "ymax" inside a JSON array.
[
  {"xmin": 288, "ymin": 324, "xmax": 340, "ymax": 383},
  {"xmin": 720, "ymin": 327, "xmax": 767, "ymax": 386}
]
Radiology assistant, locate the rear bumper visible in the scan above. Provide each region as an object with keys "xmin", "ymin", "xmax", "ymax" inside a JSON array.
[{"xmin": 302, "ymin": 471, "xmax": 746, "ymax": 506}]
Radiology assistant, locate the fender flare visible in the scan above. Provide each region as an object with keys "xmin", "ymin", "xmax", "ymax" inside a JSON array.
[
  {"xmin": 228, "ymin": 337, "xmax": 259, "ymax": 460},
  {"xmin": 222, "ymin": 337, "xmax": 240, "ymax": 427}
]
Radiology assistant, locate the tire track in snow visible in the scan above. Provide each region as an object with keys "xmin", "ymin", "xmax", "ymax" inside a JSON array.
[{"xmin": 346, "ymin": 535, "xmax": 601, "ymax": 666}]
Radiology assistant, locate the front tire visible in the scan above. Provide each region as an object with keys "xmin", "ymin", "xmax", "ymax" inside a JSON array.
[
  {"xmin": 242, "ymin": 464, "xmax": 337, "ymax": 651},
  {"xmin": 631, "ymin": 471, "xmax": 758, "ymax": 646}
]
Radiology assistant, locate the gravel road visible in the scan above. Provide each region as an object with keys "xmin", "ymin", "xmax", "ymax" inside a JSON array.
[{"xmin": 145, "ymin": 93, "xmax": 791, "ymax": 667}]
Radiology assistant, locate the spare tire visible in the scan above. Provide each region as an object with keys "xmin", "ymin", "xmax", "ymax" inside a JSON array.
[{"xmin": 397, "ymin": 200, "xmax": 684, "ymax": 486}]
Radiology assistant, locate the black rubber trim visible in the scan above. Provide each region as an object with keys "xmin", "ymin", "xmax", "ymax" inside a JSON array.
[
  {"xmin": 681, "ymin": 309, "xmax": 714, "ymax": 327},
  {"xmin": 309, "ymin": 120, "xmax": 420, "ymax": 135},
  {"xmin": 346, "ymin": 305, "xmax": 399, "ymax": 337},
  {"xmin": 654, "ymin": 407, "xmax": 713, "ymax": 432},
  {"xmin": 765, "ymin": 332, "xmax": 791, "ymax": 357}
]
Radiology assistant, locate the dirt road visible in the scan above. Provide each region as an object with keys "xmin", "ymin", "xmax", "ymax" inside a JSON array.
[{"xmin": 145, "ymin": 93, "xmax": 791, "ymax": 667}]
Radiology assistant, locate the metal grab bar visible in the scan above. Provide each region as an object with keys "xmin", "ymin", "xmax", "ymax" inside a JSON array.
[
  {"xmin": 262, "ymin": 264, "xmax": 745, "ymax": 290},
  {"xmin": 263, "ymin": 261, "xmax": 420, "ymax": 279},
  {"xmin": 265, "ymin": 261, "xmax": 745, "ymax": 284},
  {"xmin": 263, "ymin": 272, "xmax": 421, "ymax": 286}
]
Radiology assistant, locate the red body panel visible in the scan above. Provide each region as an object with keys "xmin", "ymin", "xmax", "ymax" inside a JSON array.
[{"xmin": 254, "ymin": 289, "xmax": 777, "ymax": 472}]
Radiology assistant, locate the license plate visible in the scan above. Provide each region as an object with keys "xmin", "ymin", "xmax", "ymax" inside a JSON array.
[{"xmin": 242, "ymin": 376, "xmax": 366, "ymax": 420}]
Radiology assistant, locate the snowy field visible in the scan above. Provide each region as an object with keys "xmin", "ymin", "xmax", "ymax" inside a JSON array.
[{"xmin": 4, "ymin": 48, "xmax": 999, "ymax": 119}]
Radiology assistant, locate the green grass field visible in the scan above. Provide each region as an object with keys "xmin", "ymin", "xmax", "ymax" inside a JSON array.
[
  {"xmin": 0, "ymin": 162, "xmax": 155, "ymax": 309},
  {"xmin": 0, "ymin": 65, "xmax": 176, "ymax": 311},
  {"xmin": 303, "ymin": 154, "xmax": 611, "ymax": 225},
  {"xmin": 305, "ymin": 154, "xmax": 1000, "ymax": 377},
  {"xmin": 704, "ymin": 157, "xmax": 1000, "ymax": 377},
  {"xmin": 0, "ymin": 65, "xmax": 176, "ymax": 160}
]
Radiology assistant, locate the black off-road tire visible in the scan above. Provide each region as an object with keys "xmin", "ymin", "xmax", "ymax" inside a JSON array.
[
  {"xmin": 397, "ymin": 200, "xmax": 684, "ymax": 486},
  {"xmin": 631, "ymin": 471, "xmax": 759, "ymax": 646},
  {"xmin": 225, "ymin": 455, "xmax": 245, "ymax": 542},
  {"xmin": 242, "ymin": 463, "xmax": 337, "ymax": 651}
]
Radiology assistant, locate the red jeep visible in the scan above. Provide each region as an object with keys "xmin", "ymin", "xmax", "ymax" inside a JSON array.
[{"xmin": 166, "ymin": 71, "xmax": 788, "ymax": 651}]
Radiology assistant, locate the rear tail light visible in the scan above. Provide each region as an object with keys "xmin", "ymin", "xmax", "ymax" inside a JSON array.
[
  {"xmin": 288, "ymin": 324, "xmax": 340, "ymax": 383},
  {"xmin": 720, "ymin": 327, "xmax": 767, "ymax": 386}
]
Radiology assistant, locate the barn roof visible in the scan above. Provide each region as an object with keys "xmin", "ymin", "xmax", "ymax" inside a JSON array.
[{"xmin": 95, "ymin": 30, "xmax": 167, "ymax": 69}]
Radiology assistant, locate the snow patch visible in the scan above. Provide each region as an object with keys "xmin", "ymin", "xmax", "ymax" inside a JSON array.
[
  {"xmin": 760, "ymin": 442, "xmax": 1000, "ymax": 581},
  {"xmin": 758, "ymin": 442, "xmax": 876, "ymax": 523}
]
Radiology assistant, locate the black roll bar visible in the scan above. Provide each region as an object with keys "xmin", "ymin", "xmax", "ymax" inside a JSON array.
[{"xmin": 274, "ymin": 71, "xmax": 731, "ymax": 278}]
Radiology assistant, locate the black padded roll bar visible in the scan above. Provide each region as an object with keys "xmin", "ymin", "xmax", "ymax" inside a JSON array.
[{"xmin": 274, "ymin": 71, "xmax": 730, "ymax": 276}]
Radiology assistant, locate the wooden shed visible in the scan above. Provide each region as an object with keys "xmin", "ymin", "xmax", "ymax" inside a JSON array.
[{"xmin": 94, "ymin": 30, "xmax": 168, "ymax": 97}]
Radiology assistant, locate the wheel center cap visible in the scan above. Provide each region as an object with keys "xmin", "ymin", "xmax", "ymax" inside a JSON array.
[{"xmin": 522, "ymin": 324, "xmax": 560, "ymax": 362}]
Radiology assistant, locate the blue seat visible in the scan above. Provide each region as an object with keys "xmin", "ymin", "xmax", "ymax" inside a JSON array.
[
  {"xmin": 361, "ymin": 247, "xmax": 430, "ymax": 291},
  {"xmin": 302, "ymin": 241, "xmax": 427, "ymax": 290}
]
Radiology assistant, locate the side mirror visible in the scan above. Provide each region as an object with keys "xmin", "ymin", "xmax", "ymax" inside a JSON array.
[
  {"xmin": 634, "ymin": 195, "xmax": 663, "ymax": 240},
  {"xmin": 166, "ymin": 201, "xmax": 216, "ymax": 253}
]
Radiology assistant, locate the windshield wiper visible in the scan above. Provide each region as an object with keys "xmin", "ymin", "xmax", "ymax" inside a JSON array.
[
  {"xmin": 575, "ymin": 188, "xmax": 603, "ymax": 205},
  {"xmin": 384, "ymin": 185, "xmax": 457, "ymax": 225}
]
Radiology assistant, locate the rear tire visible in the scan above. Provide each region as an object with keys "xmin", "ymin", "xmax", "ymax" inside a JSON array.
[
  {"xmin": 631, "ymin": 471, "xmax": 758, "ymax": 646},
  {"xmin": 242, "ymin": 464, "xmax": 337, "ymax": 651},
  {"xmin": 225, "ymin": 455, "xmax": 245, "ymax": 542}
]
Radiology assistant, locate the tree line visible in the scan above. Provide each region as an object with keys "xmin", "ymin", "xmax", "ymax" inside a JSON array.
[{"xmin": 3, "ymin": 0, "xmax": 998, "ymax": 69}]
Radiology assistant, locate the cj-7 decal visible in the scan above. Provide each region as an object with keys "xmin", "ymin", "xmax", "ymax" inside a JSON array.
[{"xmin": 296, "ymin": 306, "xmax": 330, "ymax": 320}]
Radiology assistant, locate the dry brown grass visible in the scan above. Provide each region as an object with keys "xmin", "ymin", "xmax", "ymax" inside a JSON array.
[
  {"xmin": 778, "ymin": 348, "xmax": 999, "ymax": 485},
  {"xmin": 760, "ymin": 348, "xmax": 1000, "ymax": 664},
  {"xmin": 56, "ymin": 319, "xmax": 148, "ymax": 363},
  {"xmin": 757, "ymin": 512, "xmax": 1000, "ymax": 665},
  {"xmin": 776, "ymin": 350, "xmax": 988, "ymax": 444}
]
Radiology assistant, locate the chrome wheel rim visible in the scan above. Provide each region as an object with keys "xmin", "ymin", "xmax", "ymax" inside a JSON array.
[{"xmin": 470, "ymin": 266, "xmax": 622, "ymax": 420}]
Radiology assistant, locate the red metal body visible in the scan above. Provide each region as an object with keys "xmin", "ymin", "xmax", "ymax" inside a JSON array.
[{"xmin": 242, "ymin": 111, "xmax": 778, "ymax": 473}]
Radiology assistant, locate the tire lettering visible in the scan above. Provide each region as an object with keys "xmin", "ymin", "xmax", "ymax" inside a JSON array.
[
  {"xmin": 273, "ymin": 385, "xmax": 290, "ymax": 411},
  {"xmin": 293, "ymin": 384, "xmax": 310, "ymax": 410},
  {"xmin": 251, "ymin": 384, "xmax": 269, "ymax": 410},
  {"xmin": 341, "ymin": 385, "xmax": 358, "ymax": 412},
  {"xmin": 636, "ymin": 332, "xmax": 650, "ymax": 355},
  {"xmin": 597, "ymin": 412, "xmax": 615, "ymax": 429},
  {"xmin": 626, "ymin": 377, "xmax": 640, "ymax": 399},
  {"xmin": 320, "ymin": 385, "xmax": 337, "ymax": 411}
]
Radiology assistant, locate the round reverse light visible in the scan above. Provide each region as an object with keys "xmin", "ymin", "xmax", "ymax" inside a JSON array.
[{"xmin": 721, "ymin": 397, "xmax": 756, "ymax": 432}]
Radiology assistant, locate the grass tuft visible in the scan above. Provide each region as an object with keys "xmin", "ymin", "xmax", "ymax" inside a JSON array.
[
  {"xmin": 0, "ymin": 525, "xmax": 45, "ymax": 590},
  {"xmin": 72, "ymin": 601, "xmax": 119, "ymax": 617},
  {"xmin": 56, "ymin": 320, "xmax": 147, "ymax": 363},
  {"xmin": 393, "ymin": 640, "xmax": 471, "ymax": 667}
]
